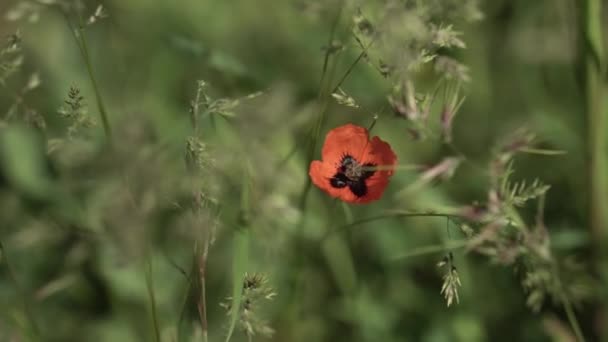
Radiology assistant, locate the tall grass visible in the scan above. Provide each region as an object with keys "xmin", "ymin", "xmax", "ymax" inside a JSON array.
[{"xmin": 0, "ymin": 1, "xmax": 603, "ymax": 341}]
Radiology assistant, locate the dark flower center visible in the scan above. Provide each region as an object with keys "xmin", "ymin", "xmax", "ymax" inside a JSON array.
[{"xmin": 330, "ymin": 155, "xmax": 375, "ymax": 197}]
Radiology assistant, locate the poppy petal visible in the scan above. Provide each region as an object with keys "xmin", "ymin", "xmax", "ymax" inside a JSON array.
[
  {"xmin": 309, "ymin": 160, "xmax": 344, "ymax": 198},
  {"xmin": 361, "ymin": 174, "xmax": 391, "ymax": 202},
  {"xmin": 338, "ymin": 189, "xmax": 360, "ymax": 203},
  {"xmin": 321, "ymin": 124, "xmax": 370, "ymax": 166},
  {"xmin": 368, "ymin": 136, "xmax": 398, "ymax": 174},
  {"xmin": 310, "ymin": 123, "xmax": 398, "ymax": 204},
  {"xmin": 336, "ymin": 136, "xmax": 395, "ymax": 203}
]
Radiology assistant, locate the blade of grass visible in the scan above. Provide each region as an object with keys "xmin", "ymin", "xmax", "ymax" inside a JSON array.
[
  {"xmin": 391, "ymin": 240, "xmax": 468, "ymax": 260},
  {"xmin": 176, "ymin": 259, "xmax": 195, "ymax": 342},
  {"xmin": 276, "ymin": 32, "xmax": 371, "ymax": 176},
  {"xmin": 196, "ymin": 235, "xmax": 210, "ymax": 342},
  {"xmin": 518, "ymin": 147, "xmax": 567, "ymax": 155},
  {"xmin": 582, "ymin": 0, "xmax": 607, "ymax": 245},
  {"xmin": 320, "ymin": 201, "xmax": 358, "ymax": 295},
  {"xmin": 323, "ymin": 211, "xmax": 461, "ymax": 240},
  {"xmin": 322, "ymin": 234, "xmax": 358, "ymax": 295},
  {"xmin": 298, "ymin": 0, "xmax": 346, "ymax": 211},
  {"xmin": 145, "ymin": 257, "xmax": 161, "ymax": 342},
  {"xmin": 76, "ymin": 21, "xmax": 112, "ymax": 138},
  {"xmin": 58, "ymin": 8, "xmax": 112, "ymax": 139},
  {"xmin": 317, "ymin": 0, "xmax": 345, "ymax": 100},
  {"xmin": 561, "ymin": 292, "xmax": 586, "ymax": 342},
  {"xmin": 224, "ymin": 229, "xmax": 249, "ymax": 342},
  {"xmin": 331, "ymin": 35, "xmax": 376, "ymax": 94},
  {"xmin": 581, "ymin": 1, "xmax": 606, "ymax": 339},
  {"xmin": 225, "ymin": 165, "xmax": 252, "ymax": 342}
]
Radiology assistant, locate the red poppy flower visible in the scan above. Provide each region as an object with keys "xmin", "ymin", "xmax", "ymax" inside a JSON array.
[{"xmin": 309, "ymin": 123, "xmax": 397, "ymax": 204}]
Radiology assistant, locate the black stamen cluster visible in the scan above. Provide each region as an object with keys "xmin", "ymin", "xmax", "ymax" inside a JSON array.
[{"xmin": 330, "ymin": 155, "xmax": 375, "ymax": 197}]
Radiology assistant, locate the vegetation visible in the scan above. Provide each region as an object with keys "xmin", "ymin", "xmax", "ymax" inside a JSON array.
[{"xmin": 0, "ymin": 1, "xmax": 606, "ymax": 341}]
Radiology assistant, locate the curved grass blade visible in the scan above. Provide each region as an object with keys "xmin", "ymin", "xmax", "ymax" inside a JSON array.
[
  {"xmin": 225, "ymin": 165, "xmax": 252, "ymax": 342},
  {"xmin": 224, "ymin": 228, "xmax": 249, "ymax": 342}
]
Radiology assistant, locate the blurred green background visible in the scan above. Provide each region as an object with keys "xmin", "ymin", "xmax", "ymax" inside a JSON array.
[{"xmin": 0, "ymin": 0, "xmax": 607, "ymax": 341}]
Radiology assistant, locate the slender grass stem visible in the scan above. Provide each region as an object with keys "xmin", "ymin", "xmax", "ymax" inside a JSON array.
[
  {"xmin": 225, "ymin": 161, "xmax": 252, "ymax": 342},
  {"xmin": 145, "ymin": 257, "xmax": 162, "ymax": 342},
  {"xmin": 298, "ymin": 1, "xmax": 345, "ymax": 212},
  {"xmin": 76, "ymin": 25, "xmax": 112, "ymax": 138},
  {"xmin": 550, "ymin": 255, "xmax": 586, "ymax": 342},
  {"xmin": 561, "ymin": 293, "xmax": 586, "ymax": 342},
  {"xmin": 581, "ymin": 0, "xmax": 606, "ymax": 244},
  {"xmin": 196, "ymin": 233, "xmax": 210, "ymax": 342},
  {"xmin": 391, "ymin": 239, "xmax": 468, "ymax": 260},
  {"xmin": 580, "ymin": 1, "xmax": 605, "ymax": 339},
  {"xmin": 278, "ymin": 5, "xmax": 373, "ymax": 176},
  {"xmin": 60, "ymin": 8, "xmax": 112, "ymax": 139},
  {"xmin": 308, "ymin": 44, "xmax": 342, "ymax": 164},
  {"xmin": 362, "ymin": 164, "xmax": 423, "ymax": 172},
  {"xmin": 511, "ymin": 199, "xmax": 585, "ymax": 341},
  {"xmin": 201, "ymin": 284, "xmax": 208, "ymax": 342},
  {"xmin": 317, "ymin": 0, "xmax": 345, "ymax": 100},
  {"xmin": 323, "ymin": 211, "xmax": 462, "ymax": 240},
  {"xmin": 176, "ymin": 256, "xmax": 195, "ymax": 342},
  {"xmin": 367, "ymin": 114, "xmax": 379, "ymax": 132},
  {"xmin": 331, "ymin": 37, "xmax": 376, "ymax": 94},
  {"xmin": 187, "ymin": 81, "xmax": 212, "ymax": 342},
  {"xmin": 289, "ymin": 14, "xmax": 346, "ymax": 300}
]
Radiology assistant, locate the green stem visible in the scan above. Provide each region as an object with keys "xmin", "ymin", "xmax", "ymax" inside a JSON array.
[
  {"xmin": 309, "ymin": 44, "xmax": 342, "ymax": 164},
  {"xmin": 367, "ymin": 114, "xmax": 379, "ymax": 133},
  {"xmin": 391, "ymin": 239, "xmax": 468, "ymax": 260},
  {"xmin": 582, "ymin": 0, "xmax": 606, "ymax": 242},
  {"xmin": 76, "ymin": 23, "xmax": 112, "ymax": 139},
  {"xmin": 331, "ymin": 37, "xmax": 376, "ymax": 94},
  {"xmin": 276, "ymin": 34, "xmax": 371, "ymax": 177},
  {"xmin": 145, "ymin": 257, "xmax": 161, "ymax": 342},
  {"xmin": 197, "ymin": 237, "xmax": 210, "ymax": 342},
  {"xmin": 60, "ymin": 9, "xmax": 112, "ymax": 139},
  {"xmin": 176, "ymin": 252, "xmax": 196, "ymax": 342},
  {"xmin": 322, "ymin": 211, "xmax": 461, "ymax": 240},
  {"xmin": 561, "ymin": 290, "xmax": 586, "ymax": 342},
  {"xmin": 225, "ymin": 162, "xmax": 252, "ymax": 342},
  {"xmin": 317, "ymin": 0, "xmax": 345, "ymax": 99},
  {"xmin": 581, "ymin": 1, "xmax": 606, "ymax": 339},
  {"xmin": 298, "ymin": 1, "xmax": 345, "ymax": 212}
]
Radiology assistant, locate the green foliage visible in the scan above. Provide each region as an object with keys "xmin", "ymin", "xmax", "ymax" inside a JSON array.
[
  {"xmin": 0, "ymin": 125, "xmax": 52, "ymax": 197},
  {"xmin": 0, "ymin": 0, "xmax": 603, "ymax": 341}
]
